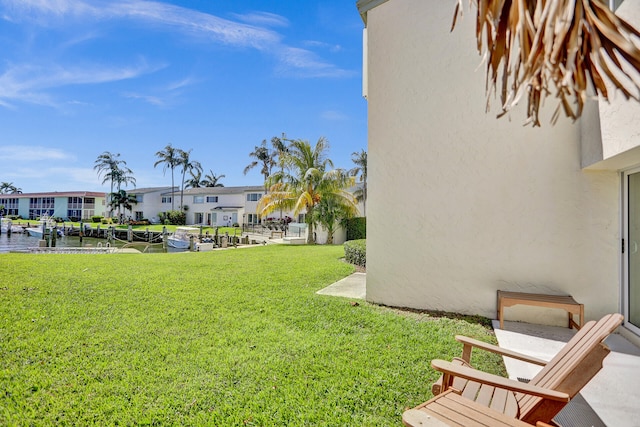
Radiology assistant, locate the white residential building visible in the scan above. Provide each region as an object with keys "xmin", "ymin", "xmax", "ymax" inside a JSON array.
[{"xmin": 357, "ymin": 0, "xmax": 640, "ymax": 345}]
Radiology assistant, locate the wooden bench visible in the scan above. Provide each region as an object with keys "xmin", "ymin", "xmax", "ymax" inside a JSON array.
[
  {"xmin": 270, "ymin": 230, "xmax": 283, "ymax": 238},
  {"xmin": 497, "ymin": 290, "xmax": 584, "ymax": 330}
]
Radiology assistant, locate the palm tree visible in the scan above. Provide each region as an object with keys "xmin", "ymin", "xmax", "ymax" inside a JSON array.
[
  {"xmin": 271, "ymin": 134, "xmax": 290, "ymax": 219},
  {"xmin": 112, "ymin": 165, "xmax": 136, "ymax": 192},
  {"xmin": 453, "ymin": 0, "xmax": 640, "ymax": 126},
  {"xmin": 311, "ymin": 193, "xmax": 358, "ymax": 244},
  {"xmin": 185, "ymin": 169, "xmax": 203, "ymax": 189},
  {"xmin": 154, "ymin": 144, "xmax": 180, "ymax": 211},
  {"xmin": 243, "ymin": 140, "xmax": 276, "ymax": 191},
  {"xmin": 94, "ymin": 152, "xmax": 129, "ymax": 217},
  {"xmin": 349, "ymin": 149, "xmax": 367, "ymax": 216},
  {"xmin": 0, "ymin": 182, "xmax": 21, "ymax": 194},
  {"xmin": 258, "ymin": 137, "xmax": 357, "ymax": 244},
  {"xmin": 178, "ymin": 149, "xmax": 202, "ymax": 211},
  {"xmin": 201, "ymin": 170, "xmax": 226, "ymax": 187},
  {"xmin": 108, "ymin": 189, "xmax": 138, "ymax": 223}
]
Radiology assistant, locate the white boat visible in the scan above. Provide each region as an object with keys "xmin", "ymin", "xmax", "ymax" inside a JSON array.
[
  {"xmin": 167, "ymin": 227, "xmax": 199, "ymax": 249},
  {"xmin": 25, "ymin": 215, "xmax": 62, "ymax": 238}
]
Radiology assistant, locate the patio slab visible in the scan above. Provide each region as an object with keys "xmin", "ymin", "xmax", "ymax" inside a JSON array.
[{"xmin": 494, "ymin": 320, "xmax": 640, "ymax": 427}]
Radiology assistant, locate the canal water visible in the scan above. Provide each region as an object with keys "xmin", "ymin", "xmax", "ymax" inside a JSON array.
[{"xmin": 0, "ymin": 232, "xmax": 178, "ymax": 254}]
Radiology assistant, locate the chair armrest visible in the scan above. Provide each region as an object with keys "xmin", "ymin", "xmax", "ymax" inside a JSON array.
[
  {"xmin": 431, "ymin": 359, "xmax": 570, "ymax": 402},
  {"xmin": 455, "ymin": 335, "xmax": 548, "ymax": 366}
]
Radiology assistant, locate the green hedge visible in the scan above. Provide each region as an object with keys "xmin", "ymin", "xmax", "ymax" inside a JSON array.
[
  {"xmin": 345, "ymin": 217, "xmax": 366, "ymax": 241},
  {"xmin": 344, "ymin": 239, "xmax": 366, "ymax": 267}
]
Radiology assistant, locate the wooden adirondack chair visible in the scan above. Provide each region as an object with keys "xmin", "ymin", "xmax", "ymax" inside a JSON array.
[{"xmin": 425, "ymin": 313, "xmax": 623, "ymax": 425}]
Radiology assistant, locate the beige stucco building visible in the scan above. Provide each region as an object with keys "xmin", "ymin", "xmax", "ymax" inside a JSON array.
[{"xmin": 357, "ymin": 0, "xmax": 640, "ymax": 344}]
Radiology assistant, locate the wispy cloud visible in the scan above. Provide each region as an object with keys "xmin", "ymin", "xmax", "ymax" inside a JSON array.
[
  {"xmin": 276, "ymin": 47, "xmax": 355, "ymax": 78},
  {"xmin": 0, "ymin": 61, "xmax": 164, "ymax": 107},
  {"xmin": 321, "ymin": 110, "xmax": 349, "ymax": 121},
  {"xmin": 0, "ymin": 145, "xmax": 75, "ymax": 161},
  {"xmin": 1, "ymin": 0, "xmax": 353, "ymax": 80},
  {"xmin": 231, "ymin": 11, "xmax": 289, "ymax": 28}
]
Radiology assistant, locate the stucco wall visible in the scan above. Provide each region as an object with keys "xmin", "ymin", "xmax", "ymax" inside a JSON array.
[{"xmin": 364, "ymin": 0, "xmax": 620, "ymax": 324}]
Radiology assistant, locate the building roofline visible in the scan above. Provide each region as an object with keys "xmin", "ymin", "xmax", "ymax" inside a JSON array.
[
  {"xmin": 356, "ymin": 0, "xmax": 389, "ymax": 25},
  {"xmin": 0, "ymin": 191, "xmax": 106, "ymax": 198}
]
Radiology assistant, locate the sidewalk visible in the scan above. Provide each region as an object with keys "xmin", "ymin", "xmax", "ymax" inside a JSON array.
[{"xmin": 316, "ymin": 272, "xmax": 366, "ymax": 300}]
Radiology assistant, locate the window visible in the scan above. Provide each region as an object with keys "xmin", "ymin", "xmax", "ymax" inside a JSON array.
[
  {"xmin": 135, "ymin": 194, "xmax": 143, "ymax": 202},
  {"xmin": 246, "ymin": 193, "xmax": 262, "ymax": 202},
  {"xmin": 162, "ymin": 196, "xmax": 172, "ymax": 204},
  {"xmin": 247, "ymin": 214, "xmax": 260, "ymax": 224},
  {"xmin": 67, "ymin": 209, "xmax": 82, "ymax": 219},
  {"xmin": 135, "ymin": 211, "xmax": 144, "ymax": 221},
  {"xmin": 193, "ymin": 196, "xmax": 204, "ymax": 204},
  {"xmin": 0, "ymin": 198, "xmax": 19, "ymax": 216},
  {"xmin": 206, "ymin": 196, "xmax": 218, "ymax": 203},
  {"xmin": 29, "ymin": 197, "xmax": 55, "ymax": 219},
  {"xmin": 194, "ymin": 213, "xmax": 204, "ymax": 224}
]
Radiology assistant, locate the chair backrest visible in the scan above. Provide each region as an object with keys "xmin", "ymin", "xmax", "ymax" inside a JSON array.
[{"xmin": 517, "ymin": 313, "xmax": 623, "ymax": 424}]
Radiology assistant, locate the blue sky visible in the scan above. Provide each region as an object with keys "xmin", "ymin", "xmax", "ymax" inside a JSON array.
[{"xmin": 0, "ymin": 0, "xmax": 367, "ymax": 193}]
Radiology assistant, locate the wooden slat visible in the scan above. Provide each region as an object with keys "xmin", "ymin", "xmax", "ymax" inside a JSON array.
[
  {"xmin": 518, "ymin": 314, "xmax": 622, "ymax": 421},
  {"xmin": 406, "ymin": 391, "xmax": 534, "ymax": 427},
  {"xmin": 489, "ymin": 387, "xmax": 509, "ymax": 414},
  {"xmin": 461, "ymin": 380, "xmax": 482, "ymax": 401},
  {"xmin": 475, "ymin": 384, "xmax": 495, "ymax": 407}
]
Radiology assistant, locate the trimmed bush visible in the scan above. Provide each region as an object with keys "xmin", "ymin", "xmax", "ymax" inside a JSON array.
[
  {"xmin": 345, "ymin": 217, "xmax": 366, "ymax": 241},
  {"xmin": 344, "ymin": 239, "xmax": 366, "ymax": 267},
  {"xmin": 91, "ymin": 216, "xmax": 103, "ymax": 223}
]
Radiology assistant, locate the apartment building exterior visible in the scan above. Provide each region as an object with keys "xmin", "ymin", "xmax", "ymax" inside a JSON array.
[
  {"xmin": 357, "ymin": 0, "xmax": 640, "ymax": 344},
  {"xmin": 0, "ymin": 191, "xmax": 106, "ymax": 220}
]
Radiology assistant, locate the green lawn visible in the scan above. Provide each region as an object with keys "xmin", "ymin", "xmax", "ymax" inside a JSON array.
[{"xmin": 0, "ymin": 245, "xmax": 505, "ymax": 426}]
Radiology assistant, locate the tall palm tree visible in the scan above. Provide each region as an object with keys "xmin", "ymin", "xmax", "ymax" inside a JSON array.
[
  {"xmin": 178, "ymin": 149, "xmax": 202, "ymax": 211},
  {"xmin": 349, "ymin": 149, "xmax": 367, "ymax": 216},
  {"xmin": 112, "ymin": 165, "xmax": 136, "ymax": 192},
  {"xmin": 94, "ymin": 152, "xmax": 128, "ymax": 217},
  {"xmin": 258, "ymin": 137, "xmax": 357, "ymax": 244},
  {"xmin": 201, "ymin": 170, "xmax": 226, "ymax": 187},
  {"xmin": 271, "ymin": 134, "xmax": 290, "ymax": 219},
  {"xmin": 154, "ymin": 144, "xmax": 180, "ymax": 211},
  {"xmin": 243, "ymin": 140, "xmax": 276, "ymax": 191}
]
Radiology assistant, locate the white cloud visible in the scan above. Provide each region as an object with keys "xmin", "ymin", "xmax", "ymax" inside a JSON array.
[
  {"xmin": 231, "ymin": 11, "xmax": 289, "ymax": 28},
  {"xmin": 0, "ymin": 61, "xmax": 164, "ymax": 107},
  {"xmin": 0, "ymin": 145, "xmax": 75, "ymax": 161},
  {"xmin": 321, "ymin": 110, "xmax": 349, "ymax": 121},
  {"xmin": 276, "ymin": 47, "xmax": 355, "ymax": 78},
  {"xmin": 1, "ymin": 0, "xmax": 353, "ymax": 79}
]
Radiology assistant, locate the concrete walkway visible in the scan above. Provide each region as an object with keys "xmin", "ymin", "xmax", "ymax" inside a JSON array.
[{"xmin": 316, "ymin": 272, "xmax": 366, "ymax": 300}]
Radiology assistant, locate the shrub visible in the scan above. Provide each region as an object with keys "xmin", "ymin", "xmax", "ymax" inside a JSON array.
[
  {"xmin": 344, "ymin": 239, "xmax": 366, "ymax": 267},
  {"xmin": 345, "ymin": 217, "xmax": 366, "ymax": 241},
  {"xmin": 91, "ymin": 215, "xmax": 103, "ymax": 223},
  {"xmin": 159, "ymin": 210, "xmax": 186, "ymax": 225}
]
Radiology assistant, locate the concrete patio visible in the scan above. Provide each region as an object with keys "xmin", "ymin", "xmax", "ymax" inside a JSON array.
[
  {"xmin": 495, "ymin": 320, "xmax": 640, "ymax": 427},
  {"xmin": 318, "ymin": 273, "xmax": 640, "ymax": 426}
]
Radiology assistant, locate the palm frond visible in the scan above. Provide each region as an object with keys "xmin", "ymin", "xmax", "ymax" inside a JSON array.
[{"xmin": 454, "ymin": 0, "xmax": 640, "ymax": 126}]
